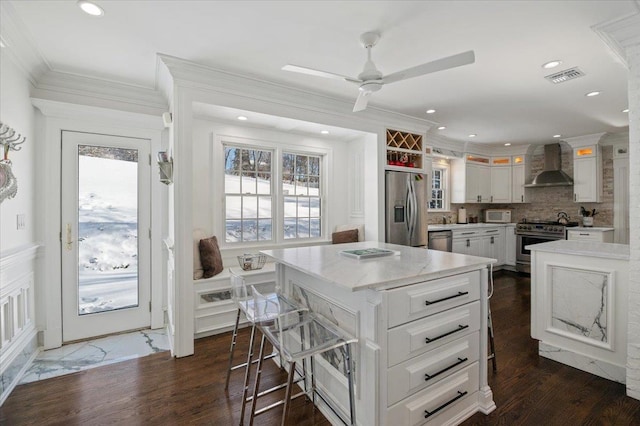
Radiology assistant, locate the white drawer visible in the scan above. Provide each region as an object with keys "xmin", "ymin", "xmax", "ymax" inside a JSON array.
[
  {"xmin": 387, "ymin": 301, "xmax": 480, "ymax": 367},
  {"xmin": 387, "ymin": 362, "xmax": 479, "ymax": 426},
  {"xmin": 387, "ymin": 271, "xmax": 481, "ymax": 328},
  {"xmin": 566, "ymin": 231, "xmax": 602, "ymax": 241},
  {"xmin": 387, "ymin": 332, "xmax": 479, "ymax": 406}
]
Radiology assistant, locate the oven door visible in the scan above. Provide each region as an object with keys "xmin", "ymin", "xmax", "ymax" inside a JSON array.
[{"xmin": 516, "ymin": 234, "xmax": 561, "ymax": 273}]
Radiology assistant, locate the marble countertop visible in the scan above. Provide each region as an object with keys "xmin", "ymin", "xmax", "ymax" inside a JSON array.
[
  {"xmin": 568, "ymin": 227, "xmax": 615, "ymax": 231},
  {"xmin": 526, "ymin": 240, "xmax": 629, "ymax": 260},
  {"xmin": 428, "ymin": 223, "xmax": 514, "ymax": 231},
  {"xmin": 262, "ymin": 242, "xmax": 496, "ymax": 292}
]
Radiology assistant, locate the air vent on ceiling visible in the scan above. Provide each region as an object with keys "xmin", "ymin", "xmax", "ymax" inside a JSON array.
[{"xmin": 545, "ymin": 67, "xmax": 585, "ymax": 84}]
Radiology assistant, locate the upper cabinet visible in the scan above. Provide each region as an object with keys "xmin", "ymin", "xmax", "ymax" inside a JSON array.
[
  {"xmin": 490, "ymin": 157, "xmax": 512, "ymax": 203},
  {"xmin": 385, "ymin": 129, "xmax": 430, "ymax": 173},
  {"xmin": 452, "ymin": 154, "xmax": 491, "ymax": 203},
  {"xmin": 573, "ymin": 145, "xmax": 602, "ymax": 203},
  {"xmin": 452, "ymin": 153, "xmax": 528, "ymax": 204},
  {"xmin": 511, "ymin": 155, "xmax": 530, "ymax": 203}
]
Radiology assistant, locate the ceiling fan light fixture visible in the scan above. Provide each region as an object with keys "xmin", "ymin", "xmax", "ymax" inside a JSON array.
[
  {"xmin": 77, "ymin": 0, "xmax": 104, "ymax": 16},
  {"xmin": 542, "ymin": 60, "xmax": 562, "ymax": 69}
]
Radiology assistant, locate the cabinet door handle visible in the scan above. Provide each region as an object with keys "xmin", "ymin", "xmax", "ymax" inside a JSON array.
[
  {"xmin": 466, "ymin": 239, "xmax": 470, "ymax": 247},
  {"xmin": 424, "ymin": 357, "xmax": 469, "ymax": 382},
  {"xmin": 491, "ymin": 195, "xmax": 493, "ymax": 202},
  {"xmin": 424, "ymin": 391, "xmax": 468, "ymax": 419},
  {"xmin": 425, "ymin": 324, "xmax": 469, "ymax": 344},
  {"xmin": 424, "ymin": 291, "xmax": 469, "ymax": 306},
  {"xmin": 521, "ymin": 194, "xmax": 524, "ymax": 202},
  {"xmin": 574, "ymin": 193, "xmax": 577, "ymax": 201},
  {"xmin": 491, "ymin": 236, "xmax": 494, "ymax": 244}
]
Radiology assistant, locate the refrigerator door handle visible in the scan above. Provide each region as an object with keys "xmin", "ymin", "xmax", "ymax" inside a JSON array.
[
  {"xmin": 406, "ymin": 177, "xmax": 417, "ymax": 241},
  {"xmin": 405, "ymin": 180, "xmax": 413, "ymax": 236}
]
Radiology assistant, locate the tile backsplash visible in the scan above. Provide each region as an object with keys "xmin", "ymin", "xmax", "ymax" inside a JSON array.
[{"xmin": 428, "ymin": 145, "xmax": 614, "ymax": 226}]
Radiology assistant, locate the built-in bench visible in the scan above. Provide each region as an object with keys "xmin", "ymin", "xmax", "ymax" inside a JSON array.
[{"xmin": 193, "ymin": 263, "xmax": 276, "ymax": 338}]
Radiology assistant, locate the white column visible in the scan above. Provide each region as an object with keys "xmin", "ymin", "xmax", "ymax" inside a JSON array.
[{"xmin": 598, "ymin": 11, "xmax": 640, "ymax": 399}]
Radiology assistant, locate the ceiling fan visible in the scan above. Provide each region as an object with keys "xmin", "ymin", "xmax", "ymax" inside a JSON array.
[{"xmin": 282, "ymin": 32, "xmax": 475, "ymax": 112}]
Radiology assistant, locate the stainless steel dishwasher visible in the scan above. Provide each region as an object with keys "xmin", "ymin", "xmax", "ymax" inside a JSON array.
[{"xmin": 428, "ymin": 230, "xmax": 453, "ymax": 252}]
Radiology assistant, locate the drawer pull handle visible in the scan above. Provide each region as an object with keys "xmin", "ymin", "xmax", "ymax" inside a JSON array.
[
  {"xmin": 425, "ymin": 324, "xmax": 469, "ymax": 344},
  {"xmin": 579, "ymin": 233, "xmax": 590, "ymax": 236},
  {"xmin": 425, "ymin": 291, "xmax": 469, "ymax": 306},
  {"xmin": 424, "ymin": 357, "xmax": 468, "ymax": 382},
  {"xmin": 424, "ymin": 390, "xmax": 468, "ymax": 419},
  {"xmin": 461, "ymin": 232, "xmax": 475, "ymax": 235}
]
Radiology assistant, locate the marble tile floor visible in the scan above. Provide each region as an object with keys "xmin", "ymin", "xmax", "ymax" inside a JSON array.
[{"xmin": 19, "ymin": 329, "xmax": 170, "ymax": 384}]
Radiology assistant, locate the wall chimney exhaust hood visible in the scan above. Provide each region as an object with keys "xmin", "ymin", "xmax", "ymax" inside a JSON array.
[{"xmin": 524, "ymin": 143, "xmax": 573, "ymax": 187}]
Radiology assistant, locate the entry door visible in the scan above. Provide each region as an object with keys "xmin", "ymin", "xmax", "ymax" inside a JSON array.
[{"xmin": 61, "ymin": 131, "xmax": 151, "ymax": 342}]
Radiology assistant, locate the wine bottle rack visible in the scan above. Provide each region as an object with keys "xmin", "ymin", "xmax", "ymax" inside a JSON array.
[{"xmin": 386, "ymin": 129, "xmax": 425, "ymax": 171}]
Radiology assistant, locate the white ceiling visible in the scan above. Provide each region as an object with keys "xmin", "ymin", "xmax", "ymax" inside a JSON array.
[{"xmin": 5, "ymin": 0, "xmax": 638, "ymax": 145}]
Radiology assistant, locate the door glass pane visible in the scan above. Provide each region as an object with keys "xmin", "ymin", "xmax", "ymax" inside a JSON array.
[{"xmin": 77, "ymin": 145, "xmax": 139, "ymax": 315}]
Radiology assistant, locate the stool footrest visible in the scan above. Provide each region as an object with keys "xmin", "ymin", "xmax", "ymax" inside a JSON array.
[{"xmin": 253, "ymin": 390, "xmax": 307, "ymax": 416}]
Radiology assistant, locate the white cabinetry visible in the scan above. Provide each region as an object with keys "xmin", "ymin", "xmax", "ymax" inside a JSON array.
[
  {"xmin": 565, "ymin": 139, "xmax": 602, "ymax": 203},
  {"xmin": 452, "ymin": 155, "xmax": 491, "ymax": 203},
  {"xmin": 489, "ymin": 157, "xmax": 511, "ymax": 203},
  {"xmin": 505, "ymin": 224, "xmax": 517, "ymax": 266},
  {"xmin": 452, "ymin": 227, "xmax": 504, "ymax": 265},
  {"xmin": 567, "ymin": 228, "xmax": 614, "ymax": 243},
  {"xmin": 511, "ymin": 155, "xmax": 530, "ymax": 203}
]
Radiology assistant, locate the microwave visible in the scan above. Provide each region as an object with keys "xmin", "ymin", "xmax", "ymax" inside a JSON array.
[{"xmin": 485, "ymin": 209, "xmax": 512, "ymax": 223}]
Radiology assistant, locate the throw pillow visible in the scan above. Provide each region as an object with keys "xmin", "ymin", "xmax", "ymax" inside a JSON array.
[
  {"xmin": 199, "ymin": 236, "xmax": 224, "ymax": 278},
  {"xmin": 332, "ymin": 229, "xmax": 359, "ymax": 244},
  {"xmin": 193, "ymin": 228, "xmax": 207, "ymax": 280}
]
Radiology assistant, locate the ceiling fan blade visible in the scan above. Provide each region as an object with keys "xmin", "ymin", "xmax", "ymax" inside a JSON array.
[
  {"xmin": 282, "ymin": 64, "xmax": 361, "ymax": 83},
  {"xmin": 353, "ymin": 91, "xmax": 370, "ymax": 112},
  {"xmin": 383, "ymin": 50, "xmax": 475, "ymax": 85}
]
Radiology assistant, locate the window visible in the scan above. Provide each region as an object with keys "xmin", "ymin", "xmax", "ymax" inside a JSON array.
[
  {"xmin": 224, "ymin": 146, "xmax": 273, "ymax": 242},
  {"xmin": 223, "ymin": 143, "xmax": 325, "ymax": 244},
  {"xmin": 429, "ymin": 165, "xmax": 449, "ymax": 211},
  {"xmin": 282, "ymin": 153, "xmax": 322, "ymax": 239}
]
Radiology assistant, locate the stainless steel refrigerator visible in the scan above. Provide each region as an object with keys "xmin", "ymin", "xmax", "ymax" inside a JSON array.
[{"xmin": 385, "ymin": 171, "xmax": 428, "ymax": 247}]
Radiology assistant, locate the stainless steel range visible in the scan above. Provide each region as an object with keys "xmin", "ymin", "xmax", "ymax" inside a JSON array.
[{"xmin": 516, "ymin": 220, "xmax": 579, "ymax": 273}]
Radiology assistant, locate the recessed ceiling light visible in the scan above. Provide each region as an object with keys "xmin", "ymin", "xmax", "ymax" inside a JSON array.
[
  {"xmin": 237, "ymin": 116, "xmax": 248, "ymax": 121},
  {"xmin": 437, "ymin": 126, "xmax": 446, "ymax": 130},
  {"xmin": 553, "ymin": 134, "xmax": 562, "ymax": 138},
  {"xmin": 585, "ymin": 91, "xmax": 600, "ymax": 97},
  {"xmin": 622, "ymin": 108, "xmax": 629, "ymax": 113},
  {"xmin": 426, "ymin": 109, "xmax": 436, "ymax": 114},
  {"xmin": 542, "ymin": 60, "xmax": 562, "ymax": 69},
  {"xmin": 320, "ymin": 130, "xmax": 329, "ymax": 134},
  {"xmin": 468, "ymin": 134, "xmax": 477, "ymax": 138},
  {"xmin": 77, "ymin": 0, "xmax": 104, "ymax": 16},
  {"xmin": 504, "ymin": 143, "xmax": 511, "ymax": 146}
]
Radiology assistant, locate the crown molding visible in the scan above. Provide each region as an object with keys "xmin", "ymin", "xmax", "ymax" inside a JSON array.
[
  {"xmin": 32, "ymin": 70, "xmax": 168, "ymax": 117},
  {"xmin": 157, "ymin": 53, "xmax": 434, "ymax": 135},
  {"xmin": 563, "ymin": 132, "xmax": 607, "ymax": 148},
  {"xmin": 0, "ymin": 1, "xmax": 50, "ymax": 84},
  {"xmin": 31, "ymin": 98, "xmax": 164, "ymax": 130},
  {"xmin": 600, "ymin": 131, "xmax": 630, "ymax": 146},
  {"xmin": 593, "ymin": 10, "xmax": 640, "ymax": 67}
]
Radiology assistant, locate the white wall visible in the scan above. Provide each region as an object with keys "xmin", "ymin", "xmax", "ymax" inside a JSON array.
[
  {"xmin": 0, "ymin": 49, "xmax": 36, "ymax": 252},
  {"xmin": 192, "ymin": 118, "xmax": 351, "ymax": 253}
]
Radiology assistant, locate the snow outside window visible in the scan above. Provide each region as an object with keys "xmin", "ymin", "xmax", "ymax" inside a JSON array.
[
  {"xmin": 429, "ymin": 165, "xmax": 449, "ymax": 211},
  {"xmin": 224, "ymin": 146, "xmax": 273, "ymax": 243},
  {"xmin": 282, "ymin": 153, "xmax": 321, "ymax": 239}
]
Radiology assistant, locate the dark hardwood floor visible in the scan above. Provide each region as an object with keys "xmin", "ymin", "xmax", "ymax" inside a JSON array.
[{"xmin": 2, "ymin": 272, "xmax": 640, "ymax": 425}]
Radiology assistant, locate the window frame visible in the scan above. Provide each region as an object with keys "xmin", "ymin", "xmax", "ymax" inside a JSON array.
[
  {"xmin": 428, "ymin": 161, "xmax": 451, "ymax": 212},
  {"xmin": 217, "ymin": 136, "xmax": 329, "ymax": 248}
]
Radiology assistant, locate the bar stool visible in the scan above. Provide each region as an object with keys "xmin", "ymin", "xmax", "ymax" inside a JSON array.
[
  {"xmin": 224, "ymin": 270, "xmax": 304, "ymax": 425},
  {"xmin": 249, "ymin": 286, "xmax": 357, "ymax": 426}
]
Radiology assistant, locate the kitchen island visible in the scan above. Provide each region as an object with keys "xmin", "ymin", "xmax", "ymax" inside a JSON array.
[
  {"xmin": 528, "ymin": 240, "xmax": 630, "ymax": 383},
  {"xmin": 262, "ymin": 242, "xmax": 496, "ymax": 426}
]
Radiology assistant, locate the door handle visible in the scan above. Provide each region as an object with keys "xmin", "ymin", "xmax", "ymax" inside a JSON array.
[{"xmin": 65, "ymin": 223, "xmax": 74, "ymax": 251}]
